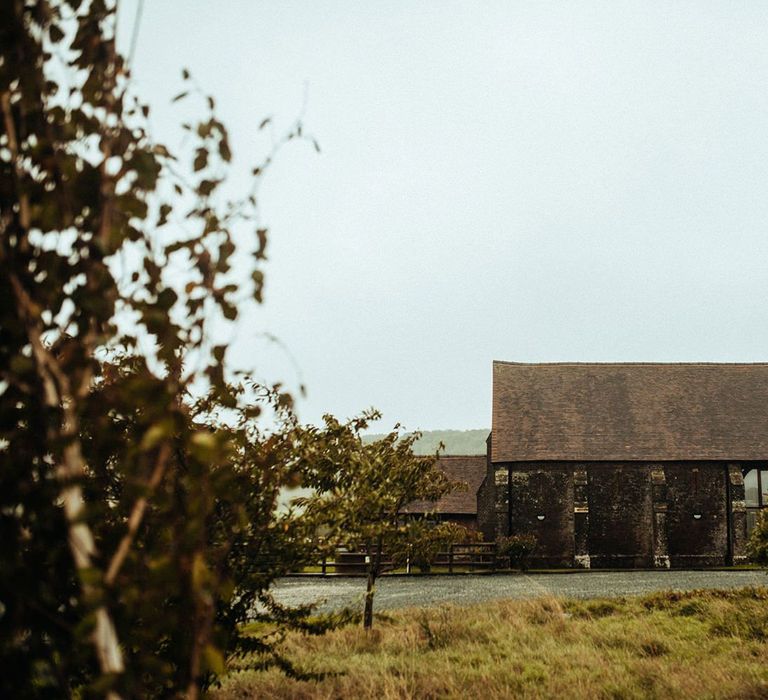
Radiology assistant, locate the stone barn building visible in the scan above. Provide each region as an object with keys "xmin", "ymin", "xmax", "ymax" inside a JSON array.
[
  {"xmin": 401, "ymin": 455, "xmax": 486, "ymax": 531},
  {"xmin": 477, "ymin": 361, "xmax": 768, "ymax": 568}
]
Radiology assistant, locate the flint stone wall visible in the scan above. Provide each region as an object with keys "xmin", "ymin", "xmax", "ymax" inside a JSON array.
[{"xmin": 479, "ymin": 461, "xmax": 748, "ymax": 568}]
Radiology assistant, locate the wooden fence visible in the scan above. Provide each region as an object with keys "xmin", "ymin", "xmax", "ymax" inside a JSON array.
[
  {"xmin": 309, "ymin": 542, "xmax": 502, "ymax": 576},
  {"xmin": 434, "ymin": 542, "xmax": 497, "ymax": 573}
]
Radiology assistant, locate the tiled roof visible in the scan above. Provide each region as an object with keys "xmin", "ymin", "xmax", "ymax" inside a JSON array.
[
  {"xmin": 492, "ymin": 361, "xmax": 768, "ymax": 462},
  {"xmin": 401, "ymin": 455, "xmax": 487, "ymax": 515}
]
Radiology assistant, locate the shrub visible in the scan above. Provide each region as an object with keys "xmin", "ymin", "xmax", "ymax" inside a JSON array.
[
  {"xmin": 496, "ymin": 534, "xmax": 538, "ymax": 571},
  {"xmin": 747, "ymin": 510, "xmax": 768, "ymax": 566}
]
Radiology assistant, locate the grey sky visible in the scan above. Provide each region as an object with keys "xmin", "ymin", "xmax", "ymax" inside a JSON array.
[{"xmin": 119, "ymin": 1, "xmax": 768, "ymax": 431}]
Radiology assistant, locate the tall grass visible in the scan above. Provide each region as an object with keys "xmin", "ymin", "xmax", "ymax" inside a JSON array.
[{"xmin": 215, "ymin": 587, "xmax": 768, "ymax": 699}]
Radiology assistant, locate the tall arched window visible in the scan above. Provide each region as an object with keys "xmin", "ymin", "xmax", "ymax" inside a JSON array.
[{"xmin": 744, "ymin": 468, "xmax": 768, "ymax": 535}]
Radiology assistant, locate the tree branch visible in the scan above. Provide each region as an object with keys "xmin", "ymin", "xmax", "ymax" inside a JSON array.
[
  {"xmin": 105, "ymin": 441, "xmax": 172, "ymax": 586},
  {"xmin": 0, "ymin": 91, "xmax": 30, "ymax": 231},
  {"xmin": 8, "ymin": 274, "xmax": 125, "ymax": 687}
]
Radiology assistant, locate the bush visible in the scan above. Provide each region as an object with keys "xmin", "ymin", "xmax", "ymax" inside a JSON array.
[
  {"xmin": 496, "ymin": 534, "xmax": 538, "ymax": 571},
  {"xmin": 409, "ymin": 522, "xmax": 482, "ymax": 572},
  {"xmin": 747, "ymin": 510, "xmax": 768, "ymax": 566}
]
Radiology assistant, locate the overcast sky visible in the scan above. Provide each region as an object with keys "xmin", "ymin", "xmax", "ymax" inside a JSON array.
[{"xmin": 118, "ymin": 1, "xmax": 768, "ymax": 431}]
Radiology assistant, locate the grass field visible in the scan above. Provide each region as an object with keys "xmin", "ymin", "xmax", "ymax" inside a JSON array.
[{"xmin": 214, "ymin": 586, "xmax": 768, "ymax": 699}]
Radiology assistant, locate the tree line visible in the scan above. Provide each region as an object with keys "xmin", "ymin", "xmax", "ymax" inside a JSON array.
[{"xmin": 363, "ymin": 429, "xmax": 489, "ymax": 455}]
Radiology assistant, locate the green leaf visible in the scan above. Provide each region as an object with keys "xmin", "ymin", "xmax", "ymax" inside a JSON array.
[
  {"xmin": 153, "ymin": 143, "xmax": 173, "ymax": 159},
  {"xmin": 193, "ymin": 148, "xmax": 208, "ymax": 172},
  {"xmin": 140, "ymin": 419, "xmax": 174, "ymax": 451},
  {"xmin": 49, "ymin": 24, "xmax": 65, "ymax": 43},
  {"xmin": 252, "ymin": 269, "xmax": 264, "ymax": 303},
  {"xmin": 190, "ymin": 430, "xmax": 220, "ymax": 462},
  {"xmin": 255, "ymin": 228, "xmax": 268, "ymax": 259},
  {"xmin": 202, "ymin": 644, "xmax": 226, "ymax": 676},
  {"xmin": 165, "ymin": 240, "xmax": 191, "ymax": 255},
  {"xmin": 221, "ymin": 300, "xmax": 237, "ymax": 321},
  {"xmin": 218, "ymin": 138, "xmax": 232, "ymax": 163},
  {"xmin": 10, "ymin": 354, "xmax": 34, "ymax": 375},
  {"xmin": 198, "ymin": 179, "xmax": 218, "ymax": 197},
  {"xmin": 157, "ymin": 287, "xmax": 178, "ymax": 311},
  {"xmin": 157, "ymin": 203, "xmax": 172, "ymax": 226}
]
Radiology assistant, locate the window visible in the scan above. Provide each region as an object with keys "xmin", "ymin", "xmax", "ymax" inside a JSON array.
[
  {"xmin": 744, "ymin": 468, "xmax": 768, "ymax": 536},
  {"xmin": 745, "ymin": 470, "xmax": 759, "ymax": 508}
]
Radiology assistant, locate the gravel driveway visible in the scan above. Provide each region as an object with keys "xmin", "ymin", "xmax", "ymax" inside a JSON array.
[{"xmin": 271, "ymin": 570, "xmax": 767, "ymax": 613}]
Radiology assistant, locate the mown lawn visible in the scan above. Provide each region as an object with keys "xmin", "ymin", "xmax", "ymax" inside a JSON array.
[{"xmin": 214, "ymin": 586, "xmax": 768, "ymax": 699}]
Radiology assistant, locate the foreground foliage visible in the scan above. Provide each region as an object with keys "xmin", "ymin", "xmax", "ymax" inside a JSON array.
[
  {"xmin": 215, "ymin": 586, "xmax": 768, "ymax": 699},
  {"xmin": 0, "ymin": 2, "xmax": 325, "ymax": 696}
]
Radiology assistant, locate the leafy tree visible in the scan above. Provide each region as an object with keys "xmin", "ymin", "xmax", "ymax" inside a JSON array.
[
  {"xmin": 297, "ymin": 411, "xmax": 457, "ymax": 629},
  {"xmin": 1, "ymin": 1, "xmax": 326, "ymax": 697}
]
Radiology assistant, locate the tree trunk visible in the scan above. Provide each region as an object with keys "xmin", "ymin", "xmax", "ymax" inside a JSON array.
[
  {"xmin": 363, "ymin": 535, "xmax": 384, "ymax": 630},
  {"xmin": 9, "ymin": 277, "xmax": 125, "ymax": 693},
  {"xmin": 363, "ymin": 567, "xmax": 376, "ymax": 630}
]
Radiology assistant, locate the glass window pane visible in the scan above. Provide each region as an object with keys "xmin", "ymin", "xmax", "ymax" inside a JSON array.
[
  {"xmin": 745, "ymin": 470, "xmax": 759, "ymax": 507},
  {"xmin": 747, "ymin": 509, "xmax": 759, "ymax": 536},
  {"xmin": 761, "ymin": 471, "xmax": 768, "ymax": 507}
]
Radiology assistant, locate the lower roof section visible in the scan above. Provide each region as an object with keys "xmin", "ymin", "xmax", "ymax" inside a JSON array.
[{"xmin": 401, "ymin": 455, "xmax": 487, "ymax": 515}]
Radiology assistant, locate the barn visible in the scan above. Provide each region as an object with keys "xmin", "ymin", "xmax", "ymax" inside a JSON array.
[
  {"xmin": 401, "ymin": 455, "xmax": 487, "ymax": 530},
  {"xmin": 476, "ymin": 361, "xmax": 768, "ymax": 568}
]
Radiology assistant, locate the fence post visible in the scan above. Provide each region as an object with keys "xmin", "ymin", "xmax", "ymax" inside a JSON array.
[
  {"xmin": 406, "ymin": 544, "xmax": 411, "ymax": 575},
  {"xmin": 448, "ymin": 543, "xmax": 453, "ymax": 574},
  {"xmin": 321, "ymin": 555, "xmax": 326, "ymax": 575}
]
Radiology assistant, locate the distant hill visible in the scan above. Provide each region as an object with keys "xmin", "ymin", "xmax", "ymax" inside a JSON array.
[{"xmin": 363, "ymin": 429, "xmax": 489, "ymax": 455}]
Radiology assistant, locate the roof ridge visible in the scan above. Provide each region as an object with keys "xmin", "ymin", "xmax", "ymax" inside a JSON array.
[
  {"xmin": 493, "ymin": 360, "xmax": 768, "ymax": 367},
  {"xmin": 439, "ymin": 454, "xmax": 487, "ymax": 458}
]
